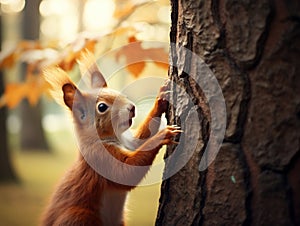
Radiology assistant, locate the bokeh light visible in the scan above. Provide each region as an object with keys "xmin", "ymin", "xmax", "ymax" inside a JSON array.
[
  {"xmin": 83, "ymin": 0, "xmax": 116, "ymax": 32},
  {"xmin": 0, "ymin": 0, "xmax": 25, "ymax": 13},
  {"xmin": 39, "ymin": 0, "xmax": 79, "ymax": 44}
]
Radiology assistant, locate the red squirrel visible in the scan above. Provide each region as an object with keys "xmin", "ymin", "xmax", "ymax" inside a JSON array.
[{"xmin": 40, "ymin": 51, "xmax": 181, "ymax": 226}]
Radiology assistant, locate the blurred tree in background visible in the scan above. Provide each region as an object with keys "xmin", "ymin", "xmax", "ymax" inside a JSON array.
[
  {"xmin": 0, "ymin": 15, "xmax": 18, "ymax": 182},
  {"xmin": 20, "ymin": 0, "xmax": 49, "ymax": 151}
]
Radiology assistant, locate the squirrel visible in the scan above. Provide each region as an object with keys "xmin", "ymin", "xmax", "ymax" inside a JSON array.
[{"xmin": 40, "ymin": 51, "xmax": 181, "ymax": 226}]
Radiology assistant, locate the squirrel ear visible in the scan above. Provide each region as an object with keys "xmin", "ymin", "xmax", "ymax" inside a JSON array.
[
  {"xmin": 91, "ymin": 71, "xmax": 107, "ymax": 89},
  {"xmin": 78, "ymin": 50, "xmax": 107, "ymax": 88},
  {"xmin": 62, "ymin": 83, "xmax": 77, "ymax": 109},
  {"xmin": 62, "ymin": 83, "xmax": 87, "ymax": 121}
]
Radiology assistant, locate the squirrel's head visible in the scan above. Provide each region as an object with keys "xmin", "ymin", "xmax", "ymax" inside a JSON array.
[{"xmin": 44, "ymin": 51, "xmax": 135, "ymax": 141}]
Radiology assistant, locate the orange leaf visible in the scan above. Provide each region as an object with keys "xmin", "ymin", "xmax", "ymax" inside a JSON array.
[
  {"xmin": 85, "ymin": 39, "xmax": 97, "ymax": 53},
  {"xmin": 0, "ymin": 40, "xmax": 44, "ymax": 70},
  {"xmin": 128, "ymin": 36, "xmax": 137, "ymax": 43},
  {"xmin": 24, "ymin": 68, "xmax": 52, "ymax": 106},
  {"xmin": 19, "ymin": 40, "xmax": 42, "ymax": 51},
  {"xmin": 59, "ymin": 37, "xmax": 97, "ymax": 71},
  {"xmin": 0, "ymin": 52, "xmax": 18, "ymax": 69},
  {"xmin": 4, "ymin": 83, "xmax": 27, "ymax": 108},
  {"xmin": 115, "ymin": 38, "xmax": 169, "ymax": 78},
  {"xmin": 154, "ymin": 61, "xmax": 169, "ymax": 70},
  {"xmin": 26, "ymin": 76, "xmax": 42, "ymax": 106},
  {"xmin": 2, "ymin": 70, "xmax": 49, "ymax": 109},
  {"xmin": 127, "ymin": 62, "xmax": 146, "ymax": 78}
]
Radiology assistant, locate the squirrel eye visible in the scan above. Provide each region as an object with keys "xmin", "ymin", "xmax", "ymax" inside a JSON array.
[{"xmin": 97, "ymin": 103, "xmax": 108, "ymax": 113}]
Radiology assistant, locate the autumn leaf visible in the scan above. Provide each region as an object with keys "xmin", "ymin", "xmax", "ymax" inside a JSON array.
[
  {"xmin": 18, "ymin": 40, "xmax": 43, "ymax": 50},
  {"xmin": 0, "ymin": 0, "xmax": 169, "ymax": 109},
  {"xmin": 26, "ymin": 75, "xmax": 48, "ymax": 106},
  {"xmin": 154, "ymin": 61, "xmax": 169, "ymax": 70},
  {"xmin": 0, "ymin": 35, "xmax": 169, "ymax": 108},
  {"xmin": 128, "ymin": 36, "xmax": 137, "ymax": 43},
  {"xmin": 127, "ymin": 62, "xmax": 146, "ymax": 78},
  {"xmin": 3, "ymin": 83, "xmax": 27, "ymax": 108},
  {"xmin": 0, "ymin": 40, "xmax": 43, "ymax": 69},
  {"xmin": 59, "ymin": 36, "xmax": 97, "ymax": 71},
  {"xmin": 115, "ymin": 36, "xmax": 169, "ymax": 77},
  {"xmin": 0, "ymin": 51, "xmax": 18, "ymax": 69},
  {"xmin": 0, "ymin": 72, "xmax": 49, "ymax": 109}
]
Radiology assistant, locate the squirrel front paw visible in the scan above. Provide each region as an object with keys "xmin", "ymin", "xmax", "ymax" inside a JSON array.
[
  {"xmin": 141, "ymin": 125, "xmax": 182, "ymax": 152},
  {"xmin": 151, "ymin": 125, "xmax": 183, "ymax": 147},
  {"xmin": 157, "ymin": 125, "xmax": 182, "ymax": 145}
]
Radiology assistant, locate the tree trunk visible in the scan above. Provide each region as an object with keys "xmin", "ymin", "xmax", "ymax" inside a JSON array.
[
  {"xmin": 0, "ymin": 15, "xmax": 18, "ymax": 182},
  {"xmin": 156, "ymin": 0, "xmax": 300, "ymax": 225},
  {"xmin": 0, "ymin": 74, "xmax": 18, "ymax": 182},
  {"xmin": 20, "ymin": 0, "xmax": 49, "ymax": 151}
]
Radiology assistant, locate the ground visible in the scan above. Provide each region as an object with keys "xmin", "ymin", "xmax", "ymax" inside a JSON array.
[{"xmin": 0, "ymin": 130, "xmax": 161, "ymax": 226}]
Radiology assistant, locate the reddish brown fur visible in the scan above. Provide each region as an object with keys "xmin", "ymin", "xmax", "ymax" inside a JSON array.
[{"xmin": 41, "ymin": 52, "xmax": 180, "ymax": 226}]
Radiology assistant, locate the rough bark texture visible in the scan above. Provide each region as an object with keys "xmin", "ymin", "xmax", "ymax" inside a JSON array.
[
  {"xmin": 156, "ymin": 0, "xmax": 300, "ymax": 225},
  {"xmin": 20, "ymin": 0, "xmax": 49, "ymax": 151}
]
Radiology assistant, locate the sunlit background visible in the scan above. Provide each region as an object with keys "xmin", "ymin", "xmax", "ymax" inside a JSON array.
[
  {"xmin": 1, "ymin": 0, "xmax": 170, "ymax": 45},
  {"xmin": 0, "ymin": 0, "xmax": 171, "ymax": 225}
]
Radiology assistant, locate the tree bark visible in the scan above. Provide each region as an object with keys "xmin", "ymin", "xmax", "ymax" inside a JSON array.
[
  {"xmin": 156, "ymin": 0, "xmax": 300, "ymax": 225},
  {"xmin": 20, "ymin": 0, "xmax": 49, "ymax": 151},
  {"xmin": 0, "ymin": 15, "xmax": 18, "ymax": 182}
]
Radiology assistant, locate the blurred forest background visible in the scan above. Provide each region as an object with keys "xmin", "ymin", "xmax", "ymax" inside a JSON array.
[{"xmin": 0, "ymin": 0, "xmax": 170, "ymax": 225}]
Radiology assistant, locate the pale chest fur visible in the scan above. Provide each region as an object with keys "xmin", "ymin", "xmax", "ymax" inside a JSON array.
[{"xmin": 100, "ymin": 190, "xmax": 128, "ymax": 226}]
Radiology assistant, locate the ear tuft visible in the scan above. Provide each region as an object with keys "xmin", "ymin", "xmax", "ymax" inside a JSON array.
[
  {"xmin": 44, "ymin": 66, "xmax": 87, "ymax": 121},
  {"xmin": 43, "ymin": 67, "xmax": 74, "ymax": 107},
  {"xmin": 77, "ymin": 50, "xmax": 107, "ymax": 88}
]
